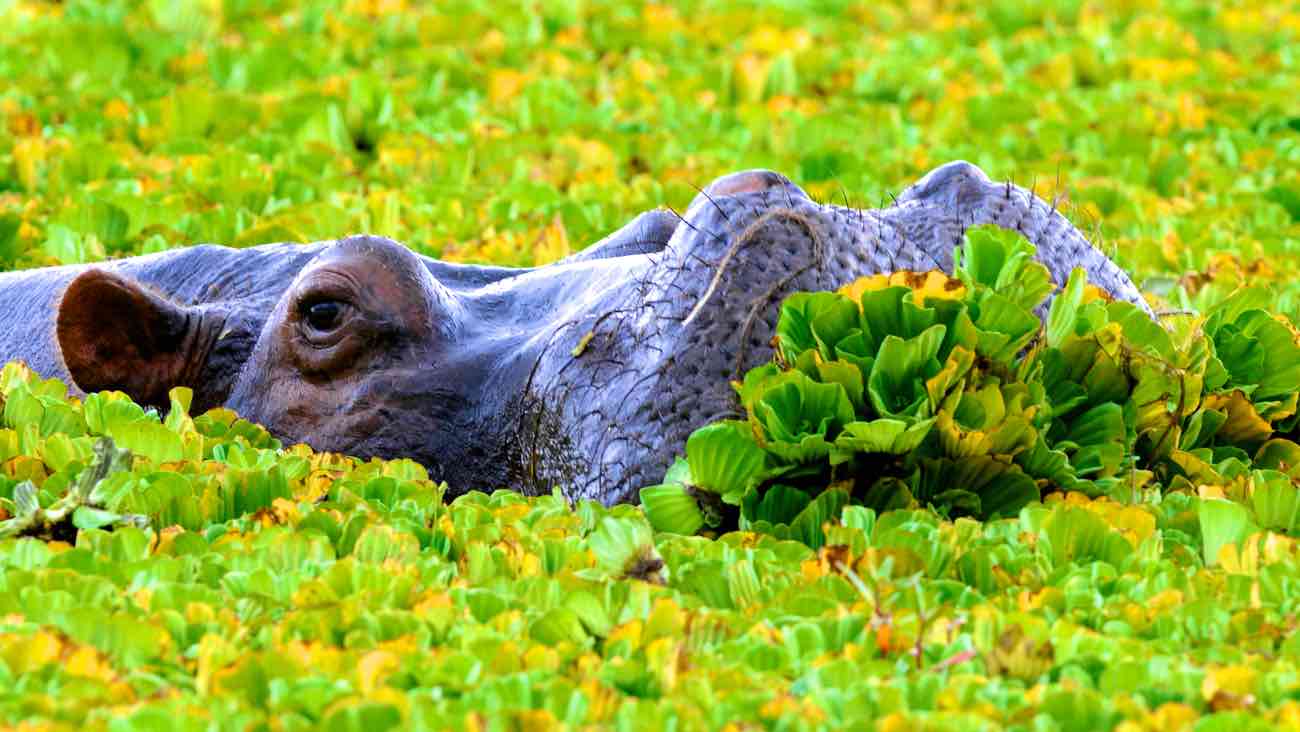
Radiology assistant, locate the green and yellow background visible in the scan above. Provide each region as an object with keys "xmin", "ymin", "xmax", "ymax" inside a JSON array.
[{"xmin": 0, "ymin": 1, "xmax": 1299, "ymax": 730}]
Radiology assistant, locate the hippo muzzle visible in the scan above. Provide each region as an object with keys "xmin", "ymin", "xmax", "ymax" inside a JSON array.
[{"xmin": 34, "ymin": 162, "xmax": 1149, "ymax": 504}]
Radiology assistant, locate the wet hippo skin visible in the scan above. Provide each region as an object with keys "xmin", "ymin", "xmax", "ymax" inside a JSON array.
[{"xmin": 0, "ymin": 162, "xmax": 1149, "ymax": 504}]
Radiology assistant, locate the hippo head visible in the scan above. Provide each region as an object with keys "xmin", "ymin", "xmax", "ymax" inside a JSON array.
[
  {"xmin": 56, "ymin": 233, "xmax": 503, "ymax": 485},
  {"xmin": 52, "ymin": 162, "xmax": 1150, "ymax": 504},
  {"xmin": 223, "ymin": 237, "xmax": 471, "ymax": 477}
]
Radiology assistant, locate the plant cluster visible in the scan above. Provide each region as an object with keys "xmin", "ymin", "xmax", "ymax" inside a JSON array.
[{"xmin": 645, "ymin": 226, "xmax": 1300, "ymax": 549}]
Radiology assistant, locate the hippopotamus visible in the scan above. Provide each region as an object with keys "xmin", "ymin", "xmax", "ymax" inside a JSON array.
[{"xmin": 0, "ymin": 161, "xmax": 1149, "ymax": 504}]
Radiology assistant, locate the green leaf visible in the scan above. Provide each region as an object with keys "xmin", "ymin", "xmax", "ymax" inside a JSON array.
[
  {"xmin": 685, "ymin": 421, "xmax": 765, "ymax": 504},
  {"xmin": 858, "ymin": 286, "xmax": 939, "ymax": 355},
  {"xmin": 1047, "ymin": 268, "xmax": 1088, "ymax": 347},
  {"xmin": 867, "ymin": 325, "xmax": 946, "ymax": 418},
  {"xmin": 588, "ymin": 516, "xmax": 663, "ymax": 582},
  {"xmin": 832, "ymin": 417, "xmax": 935, "ymax": 461},
  {"xmin": 0, "ymin": 214, "xmax": 21, "ymax": 263},
  {"xmin": 815, "ymin": 359, "xmax": 866, "ymax": 413},
  {"xmin": 530, "ymin": 607, "xmax": 590, "ymax": 645},
  {"xmin": 751, "ymin": 371, "xmax": 855, "ymax": 462},
  {"xmin": 775, "ymin": 292, "xmax": 853, "ymax": 364},
  {"xmin": 72, "ymin": 506, "xmax": 124, "ymax": 530},
  {"xmin": 12, "ymin": 481, "xmax": 38, "ymax": 517},
  {"xmin": 1249, "ymin": 470, "xmax": 1300, "ymax": 532},
  {"xmin": 1040, "ymin": 504, "xmax": 1132, "ymax": 568},
  {"xmin": 749, "ymin": 484, "xmax": 812, "ymax": 526},
  {"xmin": 971, "ymin": 291, "xmax": 1040, "ymax": 363},
  {"xmin": 640, "ymin": 483, "xmax": 706, "ymax": 535},
  {"xmin": 1198, "ymin": 498, "xmax": 1255, "ymax": 567},
  {"xmin": 787, "ymin": 486, "xmax": 851, "ymax": 549}
]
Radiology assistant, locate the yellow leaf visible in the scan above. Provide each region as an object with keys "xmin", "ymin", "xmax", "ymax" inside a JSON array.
[
  {"xmin": 283, "ymin": 640, "xmax": 343, "ymax": 677},
  {"xmin": 356, "ymin": 649, "xmax": 400, "ymax": 696},
  {"xmin": 301, "ymin": 469, "xmax": 339, "ymax": 502},
  {"xmin": 606, "ymin": 619, "xmax": 643, "ymax": 651},
  {"xmin": 412, "ymin": 591, "xmax": 453, "ymax": 616},
  {"xmin": 271, "ymin": 497, "xmax": 300, "ymax": 525},
  {"xmin": 876, "ymin": 712, "xmax": 912, "ymax": 732},
  {"xmin": 195, "ymin": 633, "xmax": 237, "ymax": 696},
  {"xmin": 1204, "ymin": 391, "xmax": 1273, "ymax": 445},
  {"xmin": 837, "ymin": 270, "xmax": 966, "ymax": 308},
  {"xmin": 522, "ymin": 645, "xmax": 560, "ymax": 672},
  {"xmin": 745, "ymin": 25, "xmax": 812, "ymax": 55},
  {"xmin": 1276, "ymin": 700, "xmax": 1300, "ymax": 730},
  {"xmin": 1146, "ymin": 589, "xmax": 1184, "ymax": 615},
  {"xmin": 644, "ymin": 637, "xmax": 682, "ymax": 692},
  {"xmin": 103, "ymin": 99, "xmax": 131, "ymax": 120},
  {"xmin": 1147, "ymin": 702, "xmax": 1198, "ymax": 731},
  {"xmin": 1082, "ymin": 283, "xmax": 1109, "ymax": 304},
  {"xmin": 1197, "ymin": 484, "xmax": 1227, "ymax": 500},
  {"xmin": 7, "ymin": 112, "xmax": 40, "ymax": 137},
  {"xmin": 579, "ymin": 677, "xmax": 620, "ymax": 721},
  {"xmin": 533, "ymin": 214, "xmax": 571, "ymax": 265},
  {"xmin": 25, "ymin": 631, "xmax": 62, "ymax": 671},
  {"xmin": 4, "ymin": 454, "xmax": 47, "ymax": 484},
  {"xmin": 488, "ymin": 70, "xmax": 528, "ymax": 106},
  {"xmin": 1202, "ymin": 664, "xmax": 1258, "ymax": 704},
  {"xmin": 642, "ymin": 4, "xmax": 681, "ymax": 33},
  {"xmin": 344, "ymin": 0, "xmax": 406, "ymax": 15},
  {"xmin": 514, "ymin": 709, "xmax": 561, "ymax": 732},
  {"xmin": 733, "ymin": 53, "xmax": 769, "ymax": 104},
  {"xmin": 66, "ymin": 645, "xmax": 116, "ymax": 683},
  {"xmin": 476, "ymin": 29, "xmax": 506, "ymax": 58}
]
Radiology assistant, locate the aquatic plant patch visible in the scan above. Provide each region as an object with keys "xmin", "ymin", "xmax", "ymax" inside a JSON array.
[
  {"xmin": 2, "ymin": 362, "xmax": 1300, "ymax": 730},
  {"xmin": 0, "ymin": 227, "xmax": 1292, "ymax": 730},
  {"xmin": 643, "ymin": 226, "xmax": 1300, "ymax": 547}
]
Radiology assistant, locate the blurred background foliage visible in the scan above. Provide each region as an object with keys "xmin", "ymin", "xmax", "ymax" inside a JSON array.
[{"xmin": 0, "ymin": 0, "xmax": 1297, "ymax": 317}]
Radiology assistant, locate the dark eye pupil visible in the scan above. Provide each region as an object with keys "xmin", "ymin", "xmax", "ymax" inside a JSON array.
[{"xmin": 305, "ymin": 301, "xmax": 342, "ymax": 330}]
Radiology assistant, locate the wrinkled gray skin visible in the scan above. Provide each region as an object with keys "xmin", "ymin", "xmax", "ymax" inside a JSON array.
[{"xmin": 0, "ymin": 162, "xmax": 1149, "ymax": 504}]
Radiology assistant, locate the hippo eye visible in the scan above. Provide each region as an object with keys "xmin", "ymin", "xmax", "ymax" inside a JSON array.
[{"xmin": 303, "ymin": 300, "xmax": 345, "ymax": 332}]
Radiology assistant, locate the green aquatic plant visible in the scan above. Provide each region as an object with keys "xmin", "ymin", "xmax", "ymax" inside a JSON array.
[{"xmin": 644, "ymin": 225, "xmax": 1300, "ymax": 543}]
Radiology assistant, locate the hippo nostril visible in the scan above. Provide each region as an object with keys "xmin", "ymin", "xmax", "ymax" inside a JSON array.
[{"xmin": 894, "ymin": 160, "xmax": 993, "ymax": 208}]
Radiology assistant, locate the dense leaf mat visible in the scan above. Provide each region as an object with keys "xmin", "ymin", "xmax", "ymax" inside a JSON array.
[
  {"xmin": 3, "ymin": 362, "xmax": 1300, "ymax": 730},
  {"xmin": 2, "ymin": 0, "xmax": 1300, "ymax": 730}
]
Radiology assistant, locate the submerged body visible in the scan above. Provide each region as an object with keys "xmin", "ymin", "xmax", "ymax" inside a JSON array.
[{"xmin": 0, "ymin": 162, "xmax": 1149, "ymax": 504}]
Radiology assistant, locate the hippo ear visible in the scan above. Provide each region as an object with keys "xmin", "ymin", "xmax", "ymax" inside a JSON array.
[{"xmin": 56, "ymin": 269, "xmax": 212, "ymax": 408}]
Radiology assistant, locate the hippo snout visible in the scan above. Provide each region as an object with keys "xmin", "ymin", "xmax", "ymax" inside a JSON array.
[{"xmin": 521, "ymin": 163, "xmax": 1150, "ymax": 502}]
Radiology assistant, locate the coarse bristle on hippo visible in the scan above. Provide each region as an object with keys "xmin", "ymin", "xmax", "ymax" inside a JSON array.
[{"xmin": 0, "ymin": 161, "xmax": 1150, "ymax": 505}]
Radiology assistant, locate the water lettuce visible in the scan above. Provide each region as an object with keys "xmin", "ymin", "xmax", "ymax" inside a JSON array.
[{"xmin": 644, "ymin": 226, "xmax": 1300, "ymax": 541}]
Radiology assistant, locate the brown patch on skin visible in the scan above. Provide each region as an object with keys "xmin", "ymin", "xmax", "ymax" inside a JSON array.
[
  {"xmin": 56, "ymin": 269, "xmax": 221, "ymax": 407},
  {"xmin": 682, "ymin": 170, "xmax": 806, "ymax": 224},
  {"xmin": 701, "ymin": 169, "xmax": 792, "ymax": 198}
]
